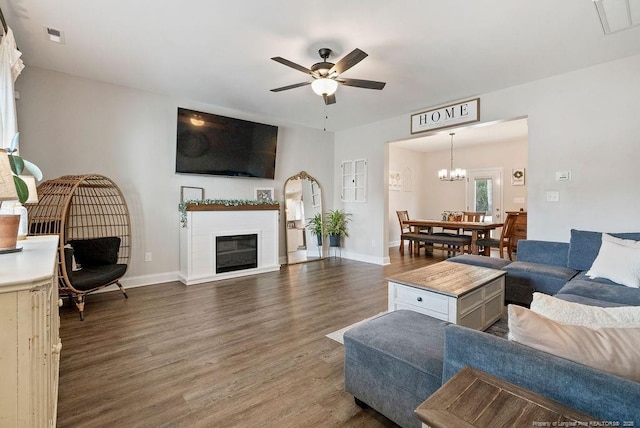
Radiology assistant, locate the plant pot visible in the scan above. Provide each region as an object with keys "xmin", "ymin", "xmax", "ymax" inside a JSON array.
[
  {"xmin": 316, "ymin": 235, "xmax": 323, "ymax": 246},
  {"xmin": 0, "ymin": 214, "xmax": 20, "ymax": 251},
  {"xmin": 329, "ymin": 234, "xmax": 341, "ymax": 247}
]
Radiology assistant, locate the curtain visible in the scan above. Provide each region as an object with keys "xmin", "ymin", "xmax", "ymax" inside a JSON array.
[{"xmin": 0, "ymin": 27, "xmax": 24, "ymax": 150}]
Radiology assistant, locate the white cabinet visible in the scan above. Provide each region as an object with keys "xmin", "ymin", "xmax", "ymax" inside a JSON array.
[{"xmin": 0, "ymin": 235, "xmax": 61, "ymax": 428}]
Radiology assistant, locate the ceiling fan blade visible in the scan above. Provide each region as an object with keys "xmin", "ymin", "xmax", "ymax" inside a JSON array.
[
  {"xmin": 323, "ymin": 93, "xmax": 336, "ymax": 105},
  {"xmin": 270, "ymin": 81, "xmax": 311, "ymax": 92},
  {"xmin": 337, "ymin": 78, "xmax": 386, "ymax": 90},
  {"xmin": 328, "ymin": 48, "xmax": 368, "ymax": 75},
  {"xmin": 271, "ymin": 57, "xmax": 315, "ymax": 76}
]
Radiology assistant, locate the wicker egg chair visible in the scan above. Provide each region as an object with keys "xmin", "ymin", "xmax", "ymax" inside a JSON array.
[{"xmin": 27, "ymin": 174, "xmax": 131, "ymax": 320}]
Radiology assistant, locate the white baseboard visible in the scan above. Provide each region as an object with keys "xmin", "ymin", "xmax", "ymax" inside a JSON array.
[
  {"xmin": 338, "ymin": 250, "xmax": 389, "ymax": 266},
  {"xmin": 94, "ymin": 271, "xmax": 181, "ymax": 294}
]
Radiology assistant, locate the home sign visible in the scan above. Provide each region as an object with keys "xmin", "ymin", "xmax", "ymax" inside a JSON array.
[{"xmin": 411, "ymin": 98, "xmax": 480, "ymax": 134}]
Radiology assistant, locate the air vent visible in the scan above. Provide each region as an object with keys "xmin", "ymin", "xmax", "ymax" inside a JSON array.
[{"xmin": 43, "ymin": 26, "xmax": 65, "ymax": 44}]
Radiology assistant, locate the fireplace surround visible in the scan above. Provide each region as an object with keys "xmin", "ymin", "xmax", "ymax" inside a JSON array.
[{"xmin": 179, "ymin": 203, "xmax": 280, "ymax": 285}]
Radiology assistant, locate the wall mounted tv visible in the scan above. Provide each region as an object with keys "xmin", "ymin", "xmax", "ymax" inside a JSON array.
[{"xmin": 176, "ymin": 107, "xmax": 278, "ymax": 179}]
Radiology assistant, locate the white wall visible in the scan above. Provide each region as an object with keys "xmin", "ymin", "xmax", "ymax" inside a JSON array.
[
  {"xmin": 15, "ymin": 67, "xmax": 335, "ymax": 286},
  {"xmin": 421, "ymin": 138, "xmax": 528, "ymax": 217},
  {"xmin": 387, "ymin": 146, "xmax": 428, "ymax": 246},
  {"xmin": 336, "ymin": 53, "xmax": 640, "ymax": 263}
]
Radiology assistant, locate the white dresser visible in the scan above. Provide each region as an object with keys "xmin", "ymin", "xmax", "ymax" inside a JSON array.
[{"xmin": 0, "ymin": 235, "xmax": 61, "ymax": 428}]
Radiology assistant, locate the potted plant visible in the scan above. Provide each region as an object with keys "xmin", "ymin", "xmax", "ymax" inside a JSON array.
[
  {"xmin": 324, "ymin": 209, "xmax": 351, "ymax": 247},
  {"xmin": 0, "ymin": 134, "xmax": 43, "ymax": 250},
  {"xmin": 306, "ymin": 212, "xmax": 324, "ymax": 246}
]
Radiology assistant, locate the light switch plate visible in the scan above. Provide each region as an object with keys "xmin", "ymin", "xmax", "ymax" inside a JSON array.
[{"xmin": 546, "ymin": 191, "xmax": 560, "ymax": 202}]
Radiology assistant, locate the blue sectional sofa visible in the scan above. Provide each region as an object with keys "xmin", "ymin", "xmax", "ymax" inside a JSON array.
[
  {"xmin": 344, "ymin": 230, "xmax": 640, "ymax": 428},
  {"xmin": 451, "ymin": 229, "xmax": 640, "ymax": 306}
]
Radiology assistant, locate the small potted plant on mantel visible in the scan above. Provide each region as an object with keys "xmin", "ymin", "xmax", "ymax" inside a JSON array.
[
  {"xmin": 325, "ymin": 209, "xmax": 351, "ymax": 248},
  {"xmin": 0, "ymin": 134, "xmax": 43, "ymax": 252}
]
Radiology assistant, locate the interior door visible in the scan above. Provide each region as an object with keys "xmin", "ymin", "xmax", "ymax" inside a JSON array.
[{"xmin": 466, "ymin": 168, "xmax": 503, "ymax": 233}]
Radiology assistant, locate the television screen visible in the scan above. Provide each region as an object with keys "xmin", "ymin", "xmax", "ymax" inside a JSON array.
[{"xmin": 176, "ymin": 108, "xmax": 278, "ymax": 179}]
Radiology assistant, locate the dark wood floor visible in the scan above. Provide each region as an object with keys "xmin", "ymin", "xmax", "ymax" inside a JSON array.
[{"xmin": 57, "ymin": 248, "xmax": 446, "ymax": 427}]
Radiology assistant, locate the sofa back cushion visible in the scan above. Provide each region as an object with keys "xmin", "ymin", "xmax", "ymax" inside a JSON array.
[
  {"xmin": 508, "ymin": 305, "xmax": 640, "ymax": 382},
  {"xmin": 567, "ymin": 229, "xmax": 640, "ymax": 271}
]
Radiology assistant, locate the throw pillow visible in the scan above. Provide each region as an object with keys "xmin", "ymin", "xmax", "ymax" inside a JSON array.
[
  {"xmin": 63, "ymin": 244, "xmax": 82, "ymax": 271},
  {"xmin": 530, "ymin": 292, "xmax": 640, "ymax": 328},
  {"xmin": 585, "ymin": 233, "xmax": 640, "ymax": 288},
  {"xmin": 508, "ymin": 305, "xmax": 640, "ymax": 382}
]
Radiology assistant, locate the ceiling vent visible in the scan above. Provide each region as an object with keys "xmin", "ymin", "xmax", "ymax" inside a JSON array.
[
  {"xmin": 43, "ymin": 26, "xmax": 65, "ymax": 44},
  {"xmin": 594, "ymin": 0, "xmax": 640, "ymax": 34}
]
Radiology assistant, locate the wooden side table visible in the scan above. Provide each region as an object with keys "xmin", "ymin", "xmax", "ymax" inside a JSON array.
[{"xmin": 415, "ymin": 367, "xmax": 595, "ymax": 428}]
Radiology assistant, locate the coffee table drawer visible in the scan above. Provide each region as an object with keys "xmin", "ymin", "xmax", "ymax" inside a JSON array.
[{"xmin": 391, "ymin": 283, "xmax": 449, "ymax": 316}]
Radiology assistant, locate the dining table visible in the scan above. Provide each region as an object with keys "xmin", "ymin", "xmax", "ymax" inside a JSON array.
[{"xmin": 403, "ymin": 219, "xmax": 504, "ymax": 255}]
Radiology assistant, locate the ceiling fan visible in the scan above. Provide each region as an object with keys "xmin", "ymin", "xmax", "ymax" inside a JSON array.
[{"xmin": 270, "ymin": 48, "xmax": 386, "ymax": 105}]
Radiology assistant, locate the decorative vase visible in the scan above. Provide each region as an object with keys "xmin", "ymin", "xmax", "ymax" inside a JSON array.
[
  {"xmin": 329, "ymin": 234, "xmax": 341, "ymax": 247},
  {"xmin": 0, "ymin": 214, "xmax": 20, "ymax": 251},
  {"xmin": 448, "ymin": 215, "xmax": 455, "ymax": 222}
]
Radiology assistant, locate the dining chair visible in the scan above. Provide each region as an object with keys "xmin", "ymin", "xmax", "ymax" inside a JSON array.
[
  {"xmin": 476, "ymin": 211, "xmax": 518, "ymax": 259},
  {"xmin": 396, "ymin": 210, "xmax": 431, "ymax": 255}
]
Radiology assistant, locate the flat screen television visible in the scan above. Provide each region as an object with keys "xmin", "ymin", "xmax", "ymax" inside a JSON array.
[{"xmin": 175, "ymin": 107, "xmax": 278, "ymax": 179}]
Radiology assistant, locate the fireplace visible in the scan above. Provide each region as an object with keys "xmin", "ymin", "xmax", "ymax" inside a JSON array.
[{"xmin": 216, "ymin": 234, "xmax": 258, "ymax": 274}]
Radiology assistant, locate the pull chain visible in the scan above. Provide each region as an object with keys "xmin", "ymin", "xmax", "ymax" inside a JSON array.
[{"xmin": 323, "ymin": 104, "xmax": 328, "ymax": 131}]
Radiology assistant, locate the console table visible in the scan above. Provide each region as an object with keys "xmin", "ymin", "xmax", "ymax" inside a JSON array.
[
  {"xmin": 415, "ymin": 367, "xmax": 595, "ymax": 427},
  {"xmin": 387, "ymin": 261, "xmax": 505, "ymax": 331},
  {"xmin": 0, "ymin": 235, "xmax": 61, "ymax": 427}
]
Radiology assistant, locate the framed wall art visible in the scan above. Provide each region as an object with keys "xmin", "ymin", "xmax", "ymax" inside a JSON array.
[
  {"xmin": 511, "ymin": 169, "xmax": 525, "ymax": 186},
  {"xmin": 254, "ymin": 187, "xmax": 274, "ymax": 201},
  {"xmin": 180, "ymin": 186, "xmax": 204, "ymax": 202}
]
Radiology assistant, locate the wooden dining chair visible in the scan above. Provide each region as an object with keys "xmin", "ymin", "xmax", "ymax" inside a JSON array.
[
  {"xmin": 463, "ymin": 211, "xmax": 485, "ymax": 222},
  {"xmin": 476, "ymin": 212, "xmax": 518, "ymax": 259},
  {"xmin": 396, "ymin": 210, "xmax": 426, "ymax": 255}
]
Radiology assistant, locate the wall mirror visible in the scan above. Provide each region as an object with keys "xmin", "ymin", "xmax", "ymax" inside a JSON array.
[{"xmin": 284, "ymin": 171, "xmax": 324, "ymax": 264}]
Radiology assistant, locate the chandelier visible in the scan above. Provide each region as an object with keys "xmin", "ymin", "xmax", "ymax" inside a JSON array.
[{"xmin": 438, "ymin": 132, "xmax": 466, "ymax": 181}]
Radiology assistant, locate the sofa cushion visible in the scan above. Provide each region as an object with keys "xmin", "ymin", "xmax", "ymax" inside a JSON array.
[
  {"xmin": 567, "ymin": 229, "xmax": 640, "ymax": 271},
  {"xmin": 585, "ymin": 234, "xmax": 640, "ymax": 288},
  {"xmin": 447, "ymin": 254, "xmax": 512, "ymax": 270},
  {"xmin": 530, "ymin": 292, "xmax": 640, "ymax": 328},
  {"xmin": 68, "ymin": 264, "xmax": 127, "ymax": 291},
  {"xmin": 503, "ymin": 261, "xmax": 578, "ymax": 296},
  {"xmin": 508, "ymin": 305, "xmax": 640, "ymax": 382},
  {"xmin": 69, "ymin": 237, "xmax": 121, "ymax": 267},
  {"xmin": 344, "ymin": 310, "xmax": 447, "ymax": 428},
  {"xmin": 557, "ymin": 278, "xmax": 640, "ymax": 307}
]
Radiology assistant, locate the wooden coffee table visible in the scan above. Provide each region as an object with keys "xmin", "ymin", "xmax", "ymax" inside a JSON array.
[
  {"xmin": 387, "ymin": 261, "xmax": 505, "ymax": 331},
  {"xmin": 415, "ymin": 367, "xmax": 595, "ymax": 427}
]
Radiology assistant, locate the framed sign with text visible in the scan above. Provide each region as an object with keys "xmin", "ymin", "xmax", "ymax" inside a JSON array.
[{"xmin": 411, "ymin": 98, "xmax": 480, "ymax": 134}]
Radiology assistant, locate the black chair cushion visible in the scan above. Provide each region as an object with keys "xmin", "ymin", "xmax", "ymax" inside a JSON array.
[
  {"xmin": 68, "ymin": 264, "xmax": 127, "ymax": 291},
  {"xmin": 69, "ymin": 237, "xmax": 121, "ymax": 266}
]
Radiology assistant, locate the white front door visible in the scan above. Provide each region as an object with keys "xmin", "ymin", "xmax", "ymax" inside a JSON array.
[{"xmin": 466, "ymin": 168, "xmax": 503, "ymax": 233}]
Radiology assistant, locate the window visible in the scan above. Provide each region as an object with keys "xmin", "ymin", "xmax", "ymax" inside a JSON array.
[{"xmin": 341, "ymin": 159, "xmax": 367, "ymax": 202}]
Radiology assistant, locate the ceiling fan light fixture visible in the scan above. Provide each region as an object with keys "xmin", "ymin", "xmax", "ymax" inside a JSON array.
[{"xmin": 311, "ymin": 78, "xmax": 338, "ymax": 96}]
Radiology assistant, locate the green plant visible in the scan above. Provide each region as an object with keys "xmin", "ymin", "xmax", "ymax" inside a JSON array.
[
  {"xmin": 324, "ymin": 209, "xmax": 351, "ymax": 237},
  {"xmin": 178, "ymin": 198, "xmax": 279, "ymax": 227},
  {"xmin": 6, "ymin": 133, "xmax": 42, "ymax": 203},
  {"xmin": 306, "ymin": 213, "xmax": 324, "ymax": 237}
]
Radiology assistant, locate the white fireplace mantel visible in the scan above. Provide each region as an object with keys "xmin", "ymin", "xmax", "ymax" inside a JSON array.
[{"xmin": 179, "ymin": 204, "xmax": 280, "ymax": 285}]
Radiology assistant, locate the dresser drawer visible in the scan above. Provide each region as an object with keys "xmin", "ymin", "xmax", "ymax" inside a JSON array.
[{"xmin": 392, "ymin": 283, "xmax": 449, "ymax": 316}]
